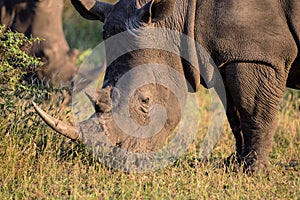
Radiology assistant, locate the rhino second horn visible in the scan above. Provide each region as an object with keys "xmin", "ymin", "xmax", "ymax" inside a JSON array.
[{"xmin": 32, "ymin": 101, "xmax": 80, "ymax": 141}]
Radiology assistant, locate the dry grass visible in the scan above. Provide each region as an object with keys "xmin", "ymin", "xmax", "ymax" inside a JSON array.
[{"xmin": 0, "ymin": 89, "xmax": 299, "ymax": 199}]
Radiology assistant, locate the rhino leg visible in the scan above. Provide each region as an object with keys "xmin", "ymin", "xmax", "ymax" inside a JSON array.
[
  {"xmin": 225, "ymin": 63, "xmax": 286, "ymax": 172},
  {"xmin": 226, "ymin": 92, "xmax": 243, "ymax": 155}
]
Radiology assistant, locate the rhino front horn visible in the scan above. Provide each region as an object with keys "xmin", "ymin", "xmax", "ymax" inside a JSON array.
[{"xmin": 32, "ymin": 101, "xmax": 80, "ymax": 141}]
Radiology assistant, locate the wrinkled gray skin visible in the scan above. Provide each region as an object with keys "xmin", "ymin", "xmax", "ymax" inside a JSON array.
[
  {"xmin": 0, "ymin": 0, "xmax": 78, "ymax": 86},
  {"xmin": 37, "ymin": 0, "xmax": 300, "ymax": 172}
]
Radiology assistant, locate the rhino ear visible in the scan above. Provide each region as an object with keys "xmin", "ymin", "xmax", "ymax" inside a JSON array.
[
  {"xmin": 71, "ymin": 0, "xmax": 113, "ymax": 22},
  {"xmin": 139, "ymin": 0, "xmax": 176, "ymax": 23}
]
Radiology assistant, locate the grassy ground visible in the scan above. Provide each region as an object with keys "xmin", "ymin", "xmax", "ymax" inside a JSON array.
[
  {"xmin": 0, "ymin": 2, "xmax": 299, "ymax": 199},
  {"xmin": 0, "ymin": 89, "xmax": 299, "ymax": 199}
]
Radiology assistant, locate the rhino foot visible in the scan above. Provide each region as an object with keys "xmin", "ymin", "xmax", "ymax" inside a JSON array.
[{"xmin": 222, "ymin": 152, "xmax": 270, "ymax": 174}]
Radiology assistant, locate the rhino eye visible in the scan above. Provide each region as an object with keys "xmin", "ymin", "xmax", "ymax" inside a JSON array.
[
  {"xmin": 141, "ymin": 97, "xmax": 149, "ymax": 104},
  {"xmin": 138, "ymin": 95, "xmax": 150, "ymax": 105}
]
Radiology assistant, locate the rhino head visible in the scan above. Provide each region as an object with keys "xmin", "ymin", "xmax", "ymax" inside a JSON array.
[{"xmin": 34, "ymin": 0, "xmax": 206, "ymax": 158}]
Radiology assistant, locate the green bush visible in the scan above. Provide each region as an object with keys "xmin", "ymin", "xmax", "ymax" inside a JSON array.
[
  {"xmin": 0, "ymin": 25, "xmax": 68, "ymax": 137},
  {"xmin": 0, "ymin": 25, "xmax": 42, "ymax": 90}
]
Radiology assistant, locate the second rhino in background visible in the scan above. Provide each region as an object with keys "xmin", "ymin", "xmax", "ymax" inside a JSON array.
[{"xmin": 0, "ymin": 0, "xmax": 78, "ymax": 86}]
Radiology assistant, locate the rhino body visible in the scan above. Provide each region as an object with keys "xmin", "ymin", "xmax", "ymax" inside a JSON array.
[
  {"xmin": 0, "ymin": 0, "xmax": 78, "ymax": 86},
  {"xmin": 34, "ymin": 0, "xmax": 300, "ymax": 172}
]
